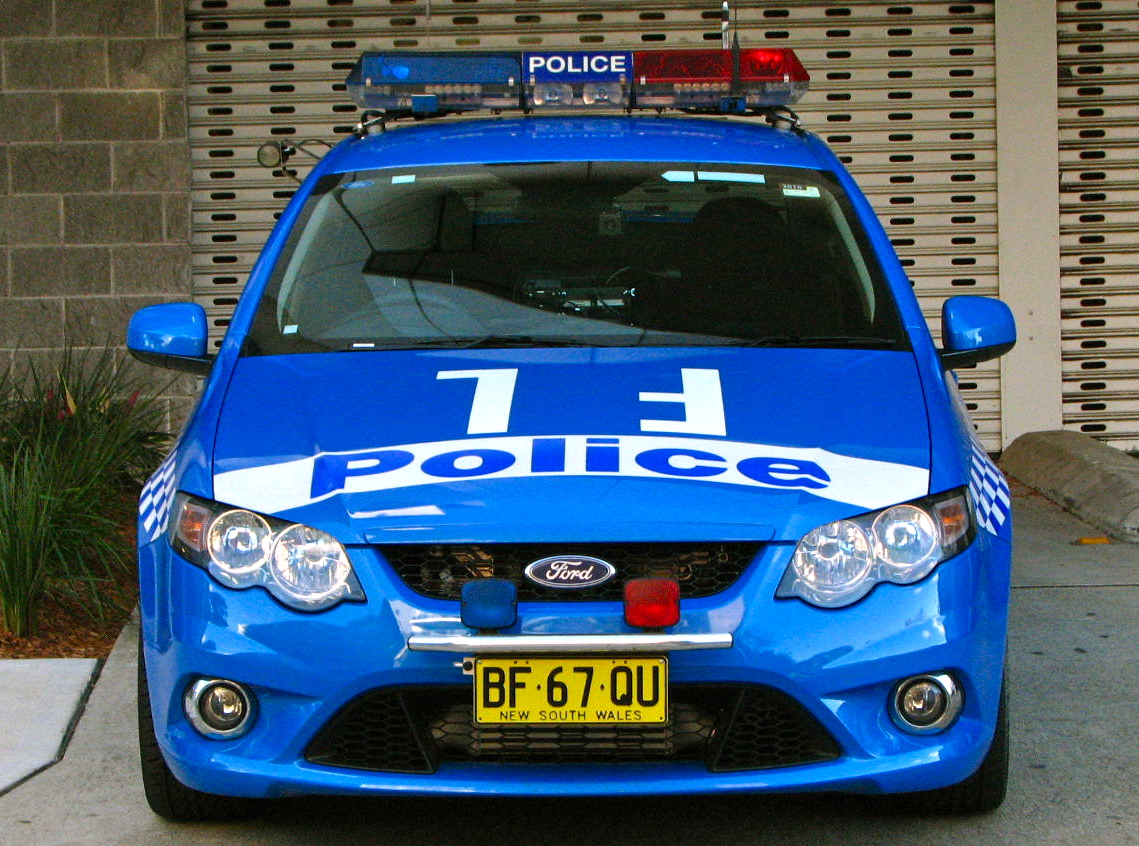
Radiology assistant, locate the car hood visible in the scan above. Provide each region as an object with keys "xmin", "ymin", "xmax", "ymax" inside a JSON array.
[{"xmin": 211, "ymin": 348, "xmax": 931, "ymax": 543}]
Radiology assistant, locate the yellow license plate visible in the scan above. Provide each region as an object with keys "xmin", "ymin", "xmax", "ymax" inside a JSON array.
[{"xmin": 473, "ymin": 656, "xmax": 668, "ymax": 725}]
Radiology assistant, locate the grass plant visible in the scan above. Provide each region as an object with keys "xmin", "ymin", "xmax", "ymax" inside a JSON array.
[
  {"xmin": 0, "ymin": 346, "xmax": 170, "ymax": 638},
  {"xmin": 0, "ymin": 451, "xmax": 56, "ymax": 637}
]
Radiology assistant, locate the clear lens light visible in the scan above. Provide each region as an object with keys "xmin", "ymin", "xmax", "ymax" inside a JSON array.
[
  {"xmin": 934, "ymin": 495, "xmax": 970, "ymax": 546},
  {"xmin": 184, "ymin": 678, "xmax": 256, "ymax": 739},
  {"xmin": 201, "ymin": 684, "xmax": 248, "ymax": 731},
  {"xmin": 532, "ymin": 82, "xmax": 572, "ymax": 106},
  {"xmin": 270, "ymin": 524, "xmax": 353, "ymax": 606},
  {"xmin": 175, "ymin": 498, "xmax": 212, "ymax": 552},
  {"xmin": 207, "ymin": 510, "xmax": 271, "ymax": 581},
  {"xmin": 582, "ymin": 82, "xmax": 624, "ymax": 105},
  {"xmin": 790, "ymin": 520, "xmax": 873, "ymax": 605},
  {"xmin": 898, "ymin": 680, "xmax": 946, "ymax": 727},
  {"xmin": 873, "ymin": 505, "xmax": 939, "ymax": 570}
]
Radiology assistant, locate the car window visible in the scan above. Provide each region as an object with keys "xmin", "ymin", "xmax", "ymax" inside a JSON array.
[{"xmin": 246, "ymin": 161, "xmax": 906, "ymax": 354}]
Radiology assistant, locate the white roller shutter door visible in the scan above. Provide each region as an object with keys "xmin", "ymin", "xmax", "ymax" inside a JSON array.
[
  {"xmin": 1058, "ymin": 0, "xmax": 1139, "ymax": 449},
  {"xmin": 186, "ymin": 1, "xmax": 1001, "ymax": 447}
]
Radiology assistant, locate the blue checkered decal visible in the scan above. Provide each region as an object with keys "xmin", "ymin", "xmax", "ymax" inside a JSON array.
[
  {"xmin": 139, "ymin": 451, "xmax": 177, "ymax": 543},
  {"xmin": 968, "ymin": 442, "xmax": 1010, "ymax": 535}
]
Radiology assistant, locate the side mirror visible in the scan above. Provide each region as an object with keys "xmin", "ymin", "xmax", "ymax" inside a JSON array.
[
  {"xmin": 939, "ymin": 295, "xmax": 1016, "ymax": 371},
  {"xmin": 127, "ymin": 303, "xmax": 213, "ymax": 375}
]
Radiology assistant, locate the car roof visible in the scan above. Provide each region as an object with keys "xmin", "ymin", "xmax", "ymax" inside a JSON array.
[{"xmin": 324, "ymin": 114, "xmax": 836, "ymax": 174}]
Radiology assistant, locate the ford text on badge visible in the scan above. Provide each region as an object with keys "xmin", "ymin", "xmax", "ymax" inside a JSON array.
[{"xmin": 524, "ymin": 556, "xmax": 617, "ymax": 589}]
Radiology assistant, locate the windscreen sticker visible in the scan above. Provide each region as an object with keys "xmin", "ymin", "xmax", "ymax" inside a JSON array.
[
  {"xmin": 968, "ymin": 441, "xmax": 1011, "ymax": 535},
  {"xmin": 213, "ymin": 434, "xmax": 930, "ymax": 517},
  {"xmin": 661, "ymin": 170, "xmax": 766, "ymax": 184},
  {"xmin": 698, "ymin": 170, "xmax": 766, "ymax": 184}
]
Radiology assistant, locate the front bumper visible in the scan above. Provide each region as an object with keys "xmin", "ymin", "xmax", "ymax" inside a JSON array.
[{"xmin": 138, "ymin": 531, "xmax": 1011, "ymax": 799}]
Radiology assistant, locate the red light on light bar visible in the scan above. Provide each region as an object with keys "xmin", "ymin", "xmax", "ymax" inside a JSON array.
[
  {"xmin": 624, "ymin": 578, "xmax": 681, "ymax": 629},
  {"xmin": 633, "ymin": 48, "xmax": 809, "ymax": 85},
  {"xmin": 632, "ymin": 48, "xmax": 808, "ymax": 109},
  {"xmin": 739, "ymin": 48, "xmax": 810, "ymax": 83},
  {"xmin": 634, "ymin": 49, "xmax": 733, "ymax": 84}
]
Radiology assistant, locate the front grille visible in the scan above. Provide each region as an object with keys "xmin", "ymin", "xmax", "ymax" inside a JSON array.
[
  {"xmin": 305, "ymin": 685, "xmax": 840, "ymax": 774},
  {"xmin": 381, "ymin": 542, "xmax": 761, "ymax": 601}
]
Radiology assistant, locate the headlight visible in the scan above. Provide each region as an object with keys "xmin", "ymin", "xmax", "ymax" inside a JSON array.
[
  {"xmin": 777, "ymin": 488, "xmax": 974, "ymax": 608},
  {"xmin": 171, "ymin": 493, "xmax": 365, "ymax": 612},
  {"xmin": 207, "ymin": 509, "xmax": 271, "ymax": 584},
  {"xmin": 270, "ymin": 524, "xmax": 354, "ymax": 606}
]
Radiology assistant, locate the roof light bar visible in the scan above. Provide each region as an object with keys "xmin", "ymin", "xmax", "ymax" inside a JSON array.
[{"xmin": 345, "ymin": 48, "xmax": 809, "ymax": 118}]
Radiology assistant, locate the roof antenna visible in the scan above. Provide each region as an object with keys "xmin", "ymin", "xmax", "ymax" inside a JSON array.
[{"xmin": 722, "ymin": 2, "xmax": 742, "ymax": 108}]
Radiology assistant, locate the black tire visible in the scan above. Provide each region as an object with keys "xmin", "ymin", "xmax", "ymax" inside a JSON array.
[
  {"xmin": 892, "ymin": 682, "xmax": 1009, "ymax": 815},
  {"xmin": 137, "ymin": 635, "xmax": 262, "ymax": 822}
]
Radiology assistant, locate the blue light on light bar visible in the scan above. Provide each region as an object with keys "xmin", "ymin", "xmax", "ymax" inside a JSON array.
[{"xmin": 345, "ymin": 52, "xmax": 521, "ymax": 116}]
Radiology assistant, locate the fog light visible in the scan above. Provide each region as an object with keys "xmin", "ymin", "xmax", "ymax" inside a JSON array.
[
  {"xmin": 184, "ymin": 678, "xmax": 256, "ymax": 739},
  {"xmin": 891, "ymin": 672, "xmax": 963, "ymax": 734}
]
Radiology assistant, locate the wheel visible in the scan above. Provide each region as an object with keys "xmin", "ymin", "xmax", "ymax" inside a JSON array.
[
  {"xmin": 893, "ymin": 682, "xmax": 1009, "ymax": 814},
  {"xmin": 137, "ymin": 635, "xmax": 261, "ymax": 821}
]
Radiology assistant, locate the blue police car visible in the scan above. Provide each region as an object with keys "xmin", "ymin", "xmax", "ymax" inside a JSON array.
[{"xmin": 129, "ymin": 47, "xmax": 1015, "ymax": 820}]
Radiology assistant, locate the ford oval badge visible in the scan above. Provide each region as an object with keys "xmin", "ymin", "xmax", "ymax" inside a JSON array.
[{"xmin": 524, "ymin": 555, "xmax": 616, "ymax": 589}]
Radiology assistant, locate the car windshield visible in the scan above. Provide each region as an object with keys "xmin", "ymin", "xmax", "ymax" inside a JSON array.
[{"xmin": 246, "ymin": 161, "xmax": 906, "ymax": 354}]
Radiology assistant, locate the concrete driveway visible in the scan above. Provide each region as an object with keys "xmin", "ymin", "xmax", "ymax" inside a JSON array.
[{"xmin": 2, "ymin": 482, "xmax": 1137, "ymax": 845}]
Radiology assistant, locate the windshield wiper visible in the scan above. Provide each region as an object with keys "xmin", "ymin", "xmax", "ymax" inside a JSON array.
[
  {"xmin": 340, "ymin": 335, "xmax": 593, "ymax": 351},
  {"xmin": 458, "ymin": 335, "xmax": 593, "ymax": 348},
  {"xmin": 741, "ymin": 335, "xmax": 901, "ymax": 349},
  {"xmin": 340, "ymin": 335, "xmax": 898, "ymax": 352},
  {"xmin": 339, "ymin": 339, "xmax": 459, "ymax": 351}
]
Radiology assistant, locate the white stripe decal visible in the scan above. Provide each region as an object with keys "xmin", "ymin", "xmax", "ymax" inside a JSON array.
[{"xmin": 214, "ymin": 434, "xmax": 929, "ymax": 516}]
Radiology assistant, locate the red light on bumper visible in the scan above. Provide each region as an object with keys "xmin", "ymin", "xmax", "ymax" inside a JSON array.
[{"xmin": 624, "ymin": 578, "xmax": 681, "ymax": 629}]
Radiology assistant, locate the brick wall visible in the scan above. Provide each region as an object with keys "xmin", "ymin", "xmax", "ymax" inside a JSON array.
[{"xmin": 0, "ymin": 0, "xmax": 192, "ymax": 424}]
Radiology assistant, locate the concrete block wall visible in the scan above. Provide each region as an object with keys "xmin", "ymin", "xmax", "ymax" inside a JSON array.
[{"xmin": 0, "ymin": 0, "xmax": 194, "ymax": 426}]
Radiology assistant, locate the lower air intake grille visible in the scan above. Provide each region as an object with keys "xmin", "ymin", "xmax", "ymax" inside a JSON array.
[
  {"xmin": 304, "ymin": 685, "xmax": 840, "ymax": 774},
  {"xmin": 305, "ymin": 688, "xmax": 440, "ymax": 774},
  {"xmin": 381, "ymin": 542, "xmax": 761, "ymax": 601},
  {"xmin": 707, "ymin": 685, "xmax": 844, "ymax": 772}
]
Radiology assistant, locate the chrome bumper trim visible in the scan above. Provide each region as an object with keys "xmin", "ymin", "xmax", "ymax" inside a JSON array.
[{"xmin": 407, "ymin": 632, "xmax": 733, "ymax": 653}]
